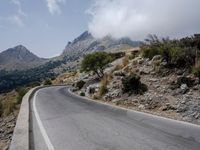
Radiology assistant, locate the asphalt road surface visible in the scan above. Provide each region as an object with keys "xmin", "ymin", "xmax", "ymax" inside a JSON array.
[{"xmin": 30, "ymin": 86, "xmax": 200, "ymax": 150}]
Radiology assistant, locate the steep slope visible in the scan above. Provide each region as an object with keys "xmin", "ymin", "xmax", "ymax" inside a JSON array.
[
  {"xmin": 0, "ymin": 45, "xmax": 47, "ymax": 71},
  {"xmin": 60, "ymin": 31, "xmax": 142, "ymax": 62}
]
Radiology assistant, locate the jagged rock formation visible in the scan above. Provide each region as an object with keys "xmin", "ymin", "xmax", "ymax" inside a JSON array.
[{"xmin": 60, "ymin": 31, "xmax": 142, "ymax": 62}]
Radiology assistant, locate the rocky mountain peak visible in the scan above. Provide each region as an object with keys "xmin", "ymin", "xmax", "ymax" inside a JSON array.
[
  {"xmin": 0, "ymin": 45, "xmax": 47, "ymax": 71},
  {"xmin": 61, "ymin": 31, "xmax": 142, "ymax": 62}
]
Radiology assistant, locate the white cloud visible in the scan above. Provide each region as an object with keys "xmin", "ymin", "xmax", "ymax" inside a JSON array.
[
  {"xmin": 9, "ymin": 0, "xmax": 27, "ymax": 26},
  {"xmin": 87, "ymin": 0, "xmax": 200, "ymax": 40},
  {"xmin": 8, "ymin": 15, "xmax": 24, "ymax": 27},
  {"xmin": 46, "ymin": 0, "xmax": 65, "ymax": 15},
  {"xmin": 11, "ymin": 0, "xmax": 26, "ymax": 16}
]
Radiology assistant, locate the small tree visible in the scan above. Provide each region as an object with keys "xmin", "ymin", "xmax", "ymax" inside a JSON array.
[{"xmin": 81, "ymin": 52, "xmax": 112, "ymax": 78}]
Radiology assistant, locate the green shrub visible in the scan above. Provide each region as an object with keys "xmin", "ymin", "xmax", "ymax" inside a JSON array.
[
  {"xmin": 89, "ymin": 87, "xmax": 95, "ymax": 94},
  {"xmin": 141, "ymin": 35, "xmax": 198, "ymax": 69},
  {"xmin": 193, "ymin": 59, "xmax": 200, "ymax": 78},
  {"xmin": 177, "ymin": 76, "xmax": 194, "ymax": 87},
  {"xmin": 80, "ymin": 92, "xmax": 85, "ymax": 96},
  {"xmin": 28, "ymin": 81, "xmax": 41, "ymax": 87},
  {"xmin": 0, "ymin": 102, "xmax": 3, "ymax": 116},
  {"xmin": 16, "ymin": 87, "xmax": 28, "ymax": 104},
  {"xmin": 44, "ymin": 79, "xmax": 52, "ymax": 85},
  {"xmin": 122, "ymin": 74, "xmax": 148, "ymax": 94},
  {"xmin": 109, "ymin": 52, "xmax": 125, "ymax": 61},
  {"xmin": 141, "ymin": 44, "xmax": 163, "ymax": 59},
  {"xmin": 76, "ymin": 80, "xmax": 86, "ymax": 90}
]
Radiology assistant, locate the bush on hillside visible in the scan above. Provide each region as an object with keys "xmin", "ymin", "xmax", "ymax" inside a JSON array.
[
  {"xmin": 109, "ymin": 52, "xmax": 125, "ymax": 61},
  {"xmin": 0, "ymin": 102, "xmax": 3, "ymax": 117},
  {"xmin": 76, "ymin": 80, "xmax": 86, "ymax": 90},
  {"xmin": 16, "ymin": 87, "xmax": 28, "ymax": 104},
  {"xmin": 88, "ymin": 87, "xmax": 96, "ymax": 94},
  {"xmin": 99, "ymin": 74, "xmax": 109, "ymax": 97},
  {"xmin": 44, "ymin": 79, "xmax": 52, "ymax": 85},
  {"xmin": 141, "ymin": 34, "xmax": 199, "ymax": 69},
  {"xmin": 193, "ymin": 59, "xmax": 200, "ymax": 78},
  {"xmin": 27, "ymin": 81, "xmax": 41, "ymax": 88},
  {"xmin": 80, "ymin": 92, "xmax": 85, "ymax": 96},
  {"xmin": 122, "ymin": 74, "xmax": 148, "ymax": 94}
]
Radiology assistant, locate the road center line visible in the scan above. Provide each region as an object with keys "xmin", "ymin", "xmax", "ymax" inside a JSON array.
[{"xmin": 33, "ymin": 90, "xmax": 55, "ymax": 150}]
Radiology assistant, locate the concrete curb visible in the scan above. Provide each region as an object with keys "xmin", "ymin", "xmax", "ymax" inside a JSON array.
[
  {"xmin": 9, "ymin": 87, "xmax": 41, "ymax": 150},
  {"xmin": 9, "ymin": 85, "xmax": 66, "ymax": 150},
  {"xmin": 68, "ymin": 88, "xmax": 200, "ymax": 143}
]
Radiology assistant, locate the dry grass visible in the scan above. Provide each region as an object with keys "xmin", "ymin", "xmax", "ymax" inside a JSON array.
[
  {"xmin": 111, "ymin": 64, "xmax": 124, "ymax": 73},
  {"xmin": 0, "ymin": 91, "xmax": 18, "ymax": 116},
  {"xmin": 193, "ymin": 59, "xmax": 200, "ymax": 77},
  {"xmin": 153, "ymin": 60, "xmax": 161, "ymax": 72},
  {"xmin": 122, "ymin": 55, "xmax": 130, "ymax": 67},
  {"xmin": 53, "ymin": 71, "xmax": 77, "ymax": 84},
  {"xmin": 98, "ymin": 74, "xmax": 109, "ymax": 97}
]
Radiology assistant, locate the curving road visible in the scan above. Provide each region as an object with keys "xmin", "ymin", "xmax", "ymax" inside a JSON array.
[{"xmin": 30, "ymin": 86, "xmax": 200, "ymax": 150}]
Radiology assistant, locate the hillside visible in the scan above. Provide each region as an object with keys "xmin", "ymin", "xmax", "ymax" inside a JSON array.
[
  {"xmin": 0, "ymin": 45, "xmax": 47, "ymax": 71},
  {"xmin": 61, "ymin": 34, "xmax": 200, "ymax": 125}
]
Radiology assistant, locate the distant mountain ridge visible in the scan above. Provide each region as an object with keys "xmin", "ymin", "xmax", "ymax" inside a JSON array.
[
  {"xmin": 0, "ymin": 45, "xmax": 47, "ymax": 71},
  {"xmin": 60, "ymin": 31, "xmax": 142, "ymax": 62},
  {"xmin": 0, "ymin": 31, "xmax": 142, "ymax": 71},
  {"xmin": 0, "ymin": 31, "xmax": 142, "ymax": 92}
]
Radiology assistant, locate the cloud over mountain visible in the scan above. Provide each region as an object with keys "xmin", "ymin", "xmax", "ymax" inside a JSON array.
[
  {"xmin": 46, "ymin": 0, "xmax": 65, "ymax": 15},
  {"xmin": 87, "ymin": 0, "xmax": 200, "ymax": 40}
]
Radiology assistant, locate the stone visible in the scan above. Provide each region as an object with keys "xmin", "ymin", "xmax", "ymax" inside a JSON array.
[
  {"xmin": 104, "ymin": 89, "xmax": 122, "ymax": 101},
  {"xmin": 152, "ymin": 55, "xmax": 162, "ymax": 62},
  {"xmin": 138, "ymin": 104, "xmax": 145, "ymax": 110},
  {"xmin": 113, "ymin": 70, "xmax": 125, "ymax": 77},
  {"xmin": 180, "ymin": 84, "xmax": 189, "ymax": 94}
]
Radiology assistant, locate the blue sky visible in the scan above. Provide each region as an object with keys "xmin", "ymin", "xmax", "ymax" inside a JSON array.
[
  {"xmin": 0, "ymin": 0, "xmax": 92, "ymax": 58},
  {"xmin": 1, "ymin": 0, "xmax": 200, "ymax": 58}
]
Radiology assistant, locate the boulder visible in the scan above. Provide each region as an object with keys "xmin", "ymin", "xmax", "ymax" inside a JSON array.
[
  {"xmin": 152, "ymin": 55, "xmax": 162, "ymax": 62},
  {"xmin": 180, "ymin": 84, "xmax": 189, "ymax": 94},
  {"xmin": 113, "ymin": 70, "xmax": 126, "ymax": 77}
]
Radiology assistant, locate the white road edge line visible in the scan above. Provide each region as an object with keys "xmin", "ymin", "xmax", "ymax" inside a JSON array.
[{"xmin": 33, "ymin": 90, "xmax": 55, "ymax": 150}]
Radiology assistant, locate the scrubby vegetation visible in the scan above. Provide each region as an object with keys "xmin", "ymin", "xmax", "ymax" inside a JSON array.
[
  {"xmin": 44, "ymin": 79, "xmax": 52, "ymax": 85},
  {"xmin": 193, "ymin": 59, "xmax": 200, "ymax": 78},
  {"xmin": 141, "ymin": 34, "xmax": 200, "ymax": 69},
  {"xmin": 0, "ymin": 101, "xmax": 3, "ymax": 116},
  {"xmin": 122, "ymin": 74, "xmax": 148, "ymax": 94},
  {"xmin": 16, "ymin": 87, "xmax": 28, "ymax": 104},
  {"xmin": 81, "ymin": 52, "xmax": 125, "ymax": 78},
  {"xmin": 80, "ymin": 92, "xmax": 85, "ymax": 96},
  {"xmin": 0, "ymin": 91, "xmax": 18, "ymax": 117},
  {"xmin": 122, "ymin": 55, "xmax": 130, "ymax": 67},
  {"xmin": 2, "ymin": 100, "xmax": 15, "ymax": 116},
  {"xmin": 0, "ymin": 59, "xmax": 64, "ymax": 93},
  {"xmin": 76, "ymin": 80, "xmax": 86, "ymax": 90},
  {"xmin": 99, "ymin": 74, "xmax": 109, "ymax": 97}
]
